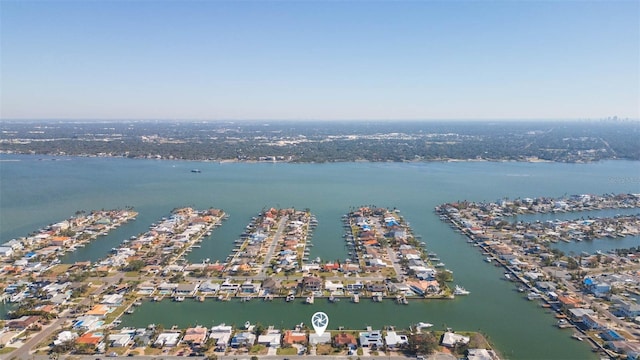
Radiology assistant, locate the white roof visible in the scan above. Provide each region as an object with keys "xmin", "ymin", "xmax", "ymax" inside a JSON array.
[
  {"xmin": 155, "ymin": 332, "xmax": 181, "ymax": 347},
  {"xmin": 385, "ymin": 331, "xmax": 408, "ymax": 346},
  {"xmin": 441, "ymin": 332, "xmax": 470, "ymax": 347}
]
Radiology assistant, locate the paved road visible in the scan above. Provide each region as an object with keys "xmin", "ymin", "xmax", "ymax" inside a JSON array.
[
  {"xmin": 11, "ymin": 275, "xmax": 123, "ymax": 359},
  {"xmin": 258, "ymin": 216, "xmax": 289, "ymax": 279}
]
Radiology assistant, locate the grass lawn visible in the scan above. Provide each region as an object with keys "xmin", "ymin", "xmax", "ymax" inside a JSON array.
[
  {"xmin": 276, "ymin": 347, "xmax": 298, "ymax": 355},
  {"xmin": 380, "ymin": 267, "xmax": 396, "ymax": 277},
  {"xmin": 0, "ymin": 347, "xmax": 17, "ymax": 354},
  {"xmin": 249, "ymin": 344, "xmax": 268, "ymax": 354},
  {"xmin": 316, "ymin": 344, "xmax": 334, "ymax": 355},
  {"xmin": 144, "ymin": 347, "xmax": 163, "ymax": 355},
  {"xmin": 125, "ymin": 271, "xmax": 140, "ymax": 278},
  {"xmin": 48, "ymin": 264, "xmax": 73, "ymax": 276}
]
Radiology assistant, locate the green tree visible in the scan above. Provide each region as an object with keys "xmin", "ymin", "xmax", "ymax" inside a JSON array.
[{"xmin": 408, "ymin": 332, "xmax": 438, "ymax": 355}]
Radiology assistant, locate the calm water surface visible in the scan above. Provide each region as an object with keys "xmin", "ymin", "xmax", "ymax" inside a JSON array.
[{"xmin": 2, "ymin": 155, "xmax": 639, "ymax": 359}]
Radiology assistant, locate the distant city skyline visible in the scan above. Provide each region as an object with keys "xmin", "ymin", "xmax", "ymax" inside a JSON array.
[{"xmin": 1, "ymin": 1, "xmax": 638, "ymax": 121}]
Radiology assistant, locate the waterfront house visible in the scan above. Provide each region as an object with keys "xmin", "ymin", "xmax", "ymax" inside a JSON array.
[
  {"xmin": 309, "ymin": 332, "xmax": 331, "ymax": 345},
  {"xmin": 50, "ymin": 236, "xmax": 71, "ymax": 247},
  {"xmin": 155, "ymin": 332, "xmax": 182, "ymax": 347},
  {"xmin": 440, "ymin": 332, "xmax": 470, "ymax": 348},
  {"xmin": 175, "ymin": 283, "xmax": 199, "ymax": 296},
  {"xmin": 366, "ymin": 282, "xmax": 387, "ymax": 293},
  {"xmin": 261, "ymin": 278, "xmax": 280, "ymax": 294},
  {"xmin": 240, "ymin": 280, "xmax": 261, "ymax": 293},
  {"xmin": 108, "ymin": 332, "xmax": 133, "ymax": 348},
  {"xmin": 230, "ymin": 332, "xmax": 256, "ymax": 348},
  {"xmin": 407, "ymin": 280, "xmax": 440, "ymax": 296},
  {"xmin": 385, "ymin": 331, "xmax": 408, "ymax": 349},
  {"xmin": 467, "ymin": 348, "xmax": 495, "ymax": 360},
  {"xmin": 199, "ymin": 280, "xmax": 221, "ymax": 294},
  {"xmin": 258, "ymin": 328, "xmax": 281, "ymax": 348},
  {"xmin": 333, "ymin": 332, "xmax": 357, "ymax": 349},
  {"xmin": 86, "ymin": 304, "xmax": 111, "ymax": 317},
  {"xmin": 342, "ymin": 263, "xmax": 360, "ymax": 273},
  {"xmin": 137, "ymin": 281, "xmax": 156, "ymax": 295},
  {"xmin": 157, "ymin": 282, "xmax": 179, "ymax": 294},
  {"xmin": 183, "ymin": 326, "xmax": 209, "ymax": 347},
  {"xmin": 568, "ymin": 308, "xmax": 596, "ymax": 322},
  {"xmin": 301, "ymin": 276, "xmax": 323, "ymax": 292},
  {"xmin": 101, "ymin": 293, "xmax": 124, "ymax": 305},
  {"xmin": 387, "ymin": 282, "xmax": 411, "ymax": 295},
  {"xmin": 210, "ymin": 323, "xmax": 233, "ymax": 349},
  {"xmin": 2, "ymin": 239, "xmax": 23, "ymax": 251},
  {"xmin": 582, "ymin": 314, "xmax": 605, "ymax": 330},
  {"xmin": 219, "ymin": 278, "xmax": 240, "ymax": 293},
  {"xmin": 600, "ymin": 329, "xmax": 625, "ymax": 342},
  {"xmin": 283, "ymin": 330, "xmax": 307, "ymax": 346},
  {"xmin": 558, "ymin": 295, "xmax": 584, "ymax": 310},
  {"xmin": 0, "ymin": 247, "xmax": 13, "ymax": 257},
  {"xmin": 325, "ymin": 280, "xmax": 344, "ymax": 292},
  {"xmin": 606, "ymin": 341, "xmax": 640, "ymax": 359},
  {"xmin": 346, "ymin": 281, "xmax": 364, "ymax": 292},
  {"xmin": 132, "ymin": 328, "xmax": 154, "ymax": 347},
  {"xmin": 359, "ymin": 330, "xmax": 384, "ymax": 348}
]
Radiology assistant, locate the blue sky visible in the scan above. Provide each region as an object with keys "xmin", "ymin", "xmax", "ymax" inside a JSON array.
[{"xmin": 1, "ymin": 1, "xmax": 638, "ymax": 121}]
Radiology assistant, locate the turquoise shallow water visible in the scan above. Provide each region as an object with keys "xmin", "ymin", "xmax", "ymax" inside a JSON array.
[{"xmin": 2, "ymin": 155, "xmax": 639, "ymax": 359}]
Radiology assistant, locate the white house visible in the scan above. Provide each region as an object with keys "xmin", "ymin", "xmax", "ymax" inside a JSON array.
[
  {"xmin": 109, "ymin": 332, "xmax": 133, "ymax": 347},
  {"xmin": 359, "ymin": 330, "xmax": 384, "ymax": 348},
  {"xmin": 0, "ymin": 247, "xmax": 14, "ymax": 257},
  {"xmin": 210, "ymin": 323, "xmax": 233, "ymax": 349},
  {"xmin": 53, "ymin": 331, "xmax": 78, "ymax": 346},
  {"xmin": 258, "ymin": 329, "xmax": 281, "ymax": 348},
  {"xmin": 385, "ymin": 331, "xmax": 408, "ymax": 349},
  {"xmin": 324, "ymin": 280, "xmax": 344, "ymax": 292},
  {"xmin": 440, "ymin": 332, "xmax": 470, "ymax": 348},
  {"xmin": 155, "ymin": 332, "xmax": 182, "ymax": 347}
]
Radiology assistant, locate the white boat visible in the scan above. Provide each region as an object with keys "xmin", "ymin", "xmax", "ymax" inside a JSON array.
[
  {"xmin": 286, "ymin": 294, "xmax": 295, "ymax": 302},
  {"xmin": 244, "ymin": 321, "xmax": 251, "ymax": 329},
  {"xmin": 305, "ymin": 295, "xmax": 314, "ymax": 304},
  {"xmin": 485, "ymin": 257, "xmax": 492, "ymax": 263},
  {"xmin": 527, "ymin": 292, "xmax": 542, "ymax": 300},
  {"xmin": 454, "ymin": 285, "xmax": 470, "ymax": 295},
  {"xmin": 352, "ymin": 294, "xmax": 360, "ymax": 303},
  {"xmin": 329, "ymin": 295, "xmax": 340, "ymax": 303},
  {"xmin": 173, "ymin": 296, "xmax": 185, "ymax": 302}
]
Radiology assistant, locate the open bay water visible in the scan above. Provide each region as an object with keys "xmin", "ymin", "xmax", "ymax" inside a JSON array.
[{"xmin": 1, "ymin": 155, "xmax": 640, "ymax": 359}]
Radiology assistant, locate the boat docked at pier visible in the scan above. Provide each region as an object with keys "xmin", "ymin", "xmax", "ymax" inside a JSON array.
[{"xmin": 454, "ymin": 285, "xmax": 470, "ymax": 295}]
